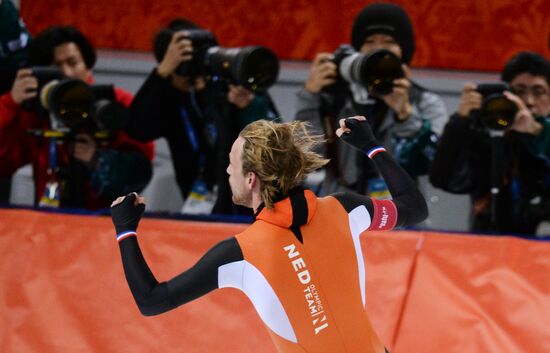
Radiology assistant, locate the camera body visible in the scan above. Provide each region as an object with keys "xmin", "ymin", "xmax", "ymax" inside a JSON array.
[
  {"xmin": 170, "ymin": 29, "xmax": 218, "ymax": 78},
  {"xmin": 155, "ymin": 29, "xmax": 279, "ymax": 92},
  {"xmin": 26, "ymin": 66, "xmax": 128, "ymax": 137},
  {"xmin": 22, "ymin": 67, "xmax": 64, "ymax": 112},
  {"xmin": 332, "ymin": 45, "xmax": 404, "ymax": 96},
  {"xmin": 475, "ymin": 82, "xmax": 518, "ymax": 131}
]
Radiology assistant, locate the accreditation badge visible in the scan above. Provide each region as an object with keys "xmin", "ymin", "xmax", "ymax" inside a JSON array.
[
  {"xmin": 181, "ymin": 179, "xmax": 217, "ymax": 215},
  {"xmin": 39, "ymin": 179, "xmax": 61, "ymax": 208}
]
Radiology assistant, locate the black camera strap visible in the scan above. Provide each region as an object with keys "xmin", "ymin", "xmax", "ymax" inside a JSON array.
[{"xmin": 488, "ymin": 130, "xmax": 507, "ymax": 230}]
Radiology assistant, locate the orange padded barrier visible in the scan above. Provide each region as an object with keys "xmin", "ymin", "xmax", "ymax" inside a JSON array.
[{"xmin": 1, "ymin": 208, "xmax": 549, "ymax": 352}]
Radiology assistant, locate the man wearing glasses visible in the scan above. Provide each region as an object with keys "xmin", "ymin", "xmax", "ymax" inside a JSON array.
[{"xmin": 430, "ymin": 51, "xmax": 550, "ymax": 236}]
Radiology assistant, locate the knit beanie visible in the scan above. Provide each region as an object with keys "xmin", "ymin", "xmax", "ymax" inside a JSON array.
[{"xmin": 351, "ymin": 3, "xmax": 415, "ymax": 64}]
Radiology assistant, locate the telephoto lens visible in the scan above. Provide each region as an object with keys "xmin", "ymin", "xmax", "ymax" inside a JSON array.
[
  {"xmin": 155, "ymin": 28, "xmax": 279, "ymax": 91},
  {"xmin": 90, "ymin": 84, "xmax": 129, "ymax": 132},
  {"xmin": 480, "ymin": 96, "xmax": 518, "ymax": 130},
  {"xmin": 39, "ymin": 79, "xmax": 94, "ymax": 129},
  {"xmin": 476, "ymin": 83, "xmax": 518, "ymax": 130},
  {"xmin": 206, "ymin": 45, "xmax": 279, "ymax": 92},
  {"xmin": 92, "ymin": 99, "xmax": 128, "ymax": 131},
  {"xmin": 339, "ymin": 48, "xmax": 404, "ymax": 95}
]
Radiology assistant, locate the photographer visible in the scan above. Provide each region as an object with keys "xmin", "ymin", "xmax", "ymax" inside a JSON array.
[
  {"xmin": 0, "ymin": 25, "xmax": 154, "ymax": 210},
  {"xmin": 430, "ymin": 52, "xmax": 550, "ymax": 235},
  {"xmin": 295, "ymin": 2, "xmax": 447, "ymax": 197},
  {"xmin": 126, "ymin": 18, "xmax": 278, "ymax": 215}
]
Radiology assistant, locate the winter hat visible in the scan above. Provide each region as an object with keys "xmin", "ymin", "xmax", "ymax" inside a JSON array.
[{"xmin": 351, "ymin": 3, "xmax": 415, "ymax": 63}]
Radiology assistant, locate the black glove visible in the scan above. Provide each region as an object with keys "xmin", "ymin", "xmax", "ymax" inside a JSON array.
[
  {"xmin": 339, "ymin": 118, "xmax": 379, "ymax": 154},
  {"xmin": 110, "ymin": 193, "xmax": 145, "ymax": 235}
]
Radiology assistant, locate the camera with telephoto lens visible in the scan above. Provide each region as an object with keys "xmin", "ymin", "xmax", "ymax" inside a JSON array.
[
  {"xmin": 332, "ymin": 45, "xmax": 404, "ymax": 96},
  {"xmin": 26, "ymin": 66, "xmax": 128, "ymax": 137},
  {"xmin": 475, "ymin": 82, "xmax": 518, "ymax": 131},
  {"xmin": 22, "ymin": 66, "xmax": 63, "ymax": 112},
  {"xmin": 154, "ymin": 29, "xmax": 280, "ymax": 92}
]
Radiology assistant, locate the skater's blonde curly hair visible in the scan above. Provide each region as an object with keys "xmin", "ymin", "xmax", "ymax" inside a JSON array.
[{"xmin": 239, "ymin": 120, "xmax": 329, "ymax": 209}]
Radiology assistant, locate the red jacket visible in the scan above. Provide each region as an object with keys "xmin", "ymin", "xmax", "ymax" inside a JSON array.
[{"xmin": 0, "ymin": 86, "xmax": 154, "ymax": 209}]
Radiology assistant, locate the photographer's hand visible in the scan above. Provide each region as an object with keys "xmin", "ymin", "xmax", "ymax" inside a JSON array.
[
  {"xmin": 504, "ymin": 91, "xmax": 543, "ymax": 135},
  {"xmin": 457, "ymin": 83, "xmax": 482, "ymax": 118},
  {"xmin": 305, "ymin": 53, "xmax": 337, "ymax": 93},
  {"xmin": 381, "ymin": 65, "xmax": 412, "ymax": 121},
  {"xmin": 228, "ymin": 84, "xmax": 255, "ymax": 109},
  {"xmin": 111, "ymin": 192, "xmax": 146, "ymax": 235},
  {"xmin": 73, "ymin": 133, "xmax": 98, "ymax": 168},
  {"xmin": 10, "ymin": 68, "xmax": 38, "ymax": 105},
  {"xmin": 157, "ymin": 31, "xmax": 193, "ymax": 78}
]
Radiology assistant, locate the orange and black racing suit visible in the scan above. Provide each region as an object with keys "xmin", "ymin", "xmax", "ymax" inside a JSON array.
[{"xmin": 116, "ymin": 148, "xmax": 427, "ymax": 353}]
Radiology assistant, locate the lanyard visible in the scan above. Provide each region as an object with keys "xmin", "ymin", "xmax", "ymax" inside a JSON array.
[
  {"xmin": 178, "ymin": 103, "xmax": 200, "ymax": 153},
  {"xmin": 48, "ymin": 138, "xmax": 58, "ymax": 169},
  {"xmin": 179, "ymin": 91, "xmax": 206, "ymax": 171}
]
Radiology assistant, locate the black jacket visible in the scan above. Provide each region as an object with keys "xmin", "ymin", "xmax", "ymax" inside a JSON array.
[
  {"xmin": 430, "ymin": 113, "xmax": 550, "ymax": 235},
  {"xmin": 126, "ymin": 69, "xmax": 278, "ymax": 214},
  {"xmin": 126, "ymin": 69, "xmax": 216, "ymax": 199}
]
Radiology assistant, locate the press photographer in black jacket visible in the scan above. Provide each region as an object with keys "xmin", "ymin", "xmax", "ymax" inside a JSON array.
[
  {"xmin": 430, "ymin": 52, "xmax": 550, "ymax": 236},
  {"xmin": 126, "ymin": 18, "xmax": 278, "ymax": 215}
]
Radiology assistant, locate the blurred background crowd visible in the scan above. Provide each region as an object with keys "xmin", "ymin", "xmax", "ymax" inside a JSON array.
[{"xmin": 2, "ymin": 0, "xmax": 550, "ymax": 236}]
